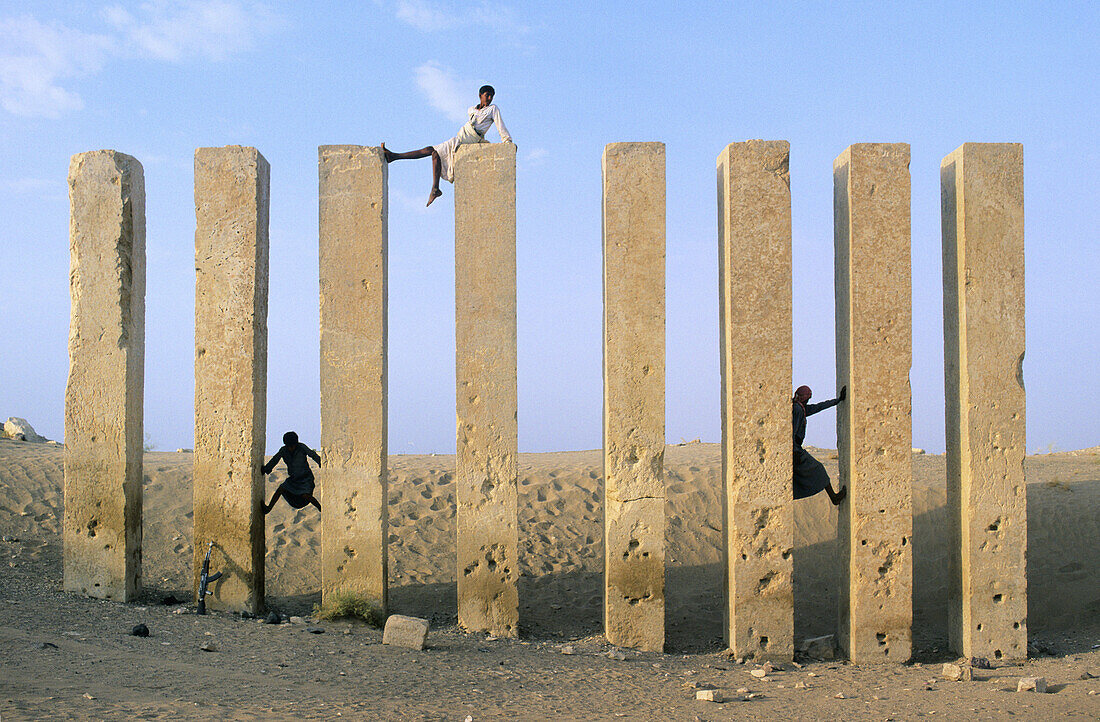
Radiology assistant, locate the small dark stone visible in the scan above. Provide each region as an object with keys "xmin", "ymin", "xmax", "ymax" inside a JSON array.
[
  {"xmin": 131, "ymin": 623, "xmax": 149, "ymax": 637},
  {"xmin": 970, "ymin": 657, "xmax": 992, "ymax": 669},
  {"xmin": 264, "ymin": 611, "xmax": 281, "ymax": 625},
  {"xmin": 305, "ymin": 627, "xmax": 325, "ymax": 634},
  {"xmin": 37, "ymin": 642, "xmax": 58, "ymax": 649},
  {"xmin": 240, "ymin": 611, "xmax": 254, "ymax": 619},
  {"xmin": 161, "ymin": 594, "xmax": 180, "ymax": 605}
]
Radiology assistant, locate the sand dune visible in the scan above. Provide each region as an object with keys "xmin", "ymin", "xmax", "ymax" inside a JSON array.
[{"xmin": 2, "ymin": 439, "xmax": 1096, "ymax": 652}]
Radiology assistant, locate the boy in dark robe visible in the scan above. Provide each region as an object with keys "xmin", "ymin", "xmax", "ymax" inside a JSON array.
[
  {"xmin": 793, "ymin": 385, "xmax": 847, "ymax": 505},
  {"xmin": 262, "ymin": 431, "xmax": 322, "ymax": 513}
]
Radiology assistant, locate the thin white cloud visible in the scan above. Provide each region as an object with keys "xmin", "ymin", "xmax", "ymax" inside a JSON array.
[
  {"xmin": 103, "ymin": 1, "xmax": 283, "ymax": 62},
  {"xmin": 395, "ymin": 0, "xmax": 529, "ymax": 35},
  {"xmin": 524, "ymin": 147, "xmax": 548, "ymax": 164},
  {"xmin": 415, "ymin": 61, "xmax": 470, "ymax": 123},
  {"xmin": 0, "ymin": 15, "xmax": 111, "ymax": 118},
  {"xmin": 0, "ymin": 3, "xmax": 282, "ymax": 119}
]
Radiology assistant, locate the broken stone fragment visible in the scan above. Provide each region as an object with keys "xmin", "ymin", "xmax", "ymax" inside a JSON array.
[
  {"xmin": 1017, "ymin": 677, "xmax": 1047, "ymax": 693},
  {"xmin": 382, "ymin": 614, "xmax": 429, "ymax": 650},
  {"xmin": 942, "ymin": 663, "xmax": 972, "ymax": 681},
  {"xmin": 695, "ymin": 689, "xmax": 722, "ymax": 703}
]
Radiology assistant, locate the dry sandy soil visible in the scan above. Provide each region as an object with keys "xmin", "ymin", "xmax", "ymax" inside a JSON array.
[{"xmin": 1, "ymin": 438, "xmax": 1098, "ymax": 720}]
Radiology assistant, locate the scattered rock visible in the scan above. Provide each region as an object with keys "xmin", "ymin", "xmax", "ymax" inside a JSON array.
[
  {"xmin": 1017, "ymin": 677, "xmax": 1046, "ymax": 693},
  {"xmin": 750, "ymin": 669, "xmax": 768, "ymax": 678},
  {"xmin": 2, "ymin": 535, "xmax": 17, "ymax": 542},
  {"xmin": 83, "ymin": 693, "xmax": 95, "ymax": 700},
  {"xmin": 794, "ymin": 681, "xmax": 807, "ymax": 689},
  {"xmin": 834, "ymin": 692, "xmax": 847, "ymax": 699},
  {"xmin": 1079, "ymin": 670, "xmax": 1097, "ymax": 680},
  {"xmin": 797, "ymin": 634, "xmax": 836, "ymax": 660},
  {"xmin": 682, "ymin": 681, "xmax": 715, "ymax": 690},
  {"xmin": 200, "ymin": 641, "xmax": 217, "ymax": 652},
  {"xmin": 560, "ymin": 645, "xmax": 575, "ymax": 655},
  {"xmin": 130, "ymin": 623, "xmax": 149, "ymax": 637},
  {"xmin": 240, "ymin": 611, "xmax": 254, "ymax": 620},
  {"xmin": 288, "ymin": 616, "xmax": 304, "ymax": 624},
  {"xmin": 695, "ymin": 689, "xmax": 723, "ymax": 703},
  {"xmin": 606, "ymin": 648, "xmax": 629, "ymax": 661},
  {"xmin": 969, "ymin": 657, "xmax": 992, "ymax": 669},
  {"xmin": 305, "ymin": 627, "xmax": 325, "ymax": 634},
  {"xmin": 735, "ymin": 687, "xmax": 750, "ymax": 695},
  {"xmin": 382, "ymin": 614, "xmax": 429, "ymax": 650},
  {"xmin": 172, "ymin": 607, "xmax": 187, "ymax": 615},
  {"xmin": 264, "ymin": 612, "xmax": 280, "ymax": 625},
  {"xmin": 3, "ymin": 417, "xmax": 47, "ymax": 443},
  {"xmin": 942, "ymin": 663, "xmax": 972, "ymax": 681},
  {"xmin": 37, "ymin": 642, "xmax": 58, "ymax": 649},
  {"xmin": 745, "ymin": 692, "xmax": 764, "ymax": 700}
]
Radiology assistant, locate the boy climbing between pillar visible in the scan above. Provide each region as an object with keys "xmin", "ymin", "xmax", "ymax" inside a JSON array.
[
  {"xmin": 262, "ymin": 431, "xmax": 322, "ymax": 513},
  {"xmin": 793, "ymin": 385, "xmax": 847, "ymax": 504}
]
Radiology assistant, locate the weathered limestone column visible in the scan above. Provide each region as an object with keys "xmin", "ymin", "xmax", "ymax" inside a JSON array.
[
  {"xmin": 716, "ymin": 141, "xmax": 793, "ymax": 662},
  {"xmin": 193, "ymin": 146, "xmax": 269, "ymax": 614},
  {"xmin": 941, "ymin": 143, "xmax": 1026, "ymax": 661},
  {"xmin": 603, "ymin": 142, "xmax": 665, "ymax": 652},
  {"xmin": 64, "ymin": 151, "xmax": 146, "ymax": 601},
  {"xmin": 317, "ymin": 145, "xmax": 388, "ymax": 614},
  {"xmin": 833, "ymin": 143, "xmax": 913, "ymax": 662},
  {"xmin": 454, "ymin": 143, "xmax": 518, "ymax": 637}
]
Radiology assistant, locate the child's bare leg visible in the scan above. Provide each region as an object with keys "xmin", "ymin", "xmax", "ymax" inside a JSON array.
[
  {"xmin": 305, "ymin": 494, "xmax": 321, "ymax": 511},
  {"xmin": 426, "ymin": 149, "xmax": 443, "ymax": 206},
  {"xmin": 263, "ymin": 488, "xmax": 285, "ymax": 515},
  {"xmin": 381, "ymin": 143, "xmax": 434, "ymax": 163},
  {"xmin": 825, "ymin": 483, "xmax": 847, "ymax": 506}
]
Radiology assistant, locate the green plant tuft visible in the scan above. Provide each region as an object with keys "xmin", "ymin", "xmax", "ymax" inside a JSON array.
[{"xmin": 312, "ymin": 591, "xmax": 383, "ymax": 626}]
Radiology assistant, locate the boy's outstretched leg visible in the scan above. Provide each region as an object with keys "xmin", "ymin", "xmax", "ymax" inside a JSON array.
[
  {"xmin": 263, "ymin": 488, "xmax": 285, "ymax": 515},
  {"xmin": 825, "ymin": 483, "xmax": 847, "ymax": 506},
  {"xmin": 305, "ymin": 494, "xmax": 321, "ymax": 511}
]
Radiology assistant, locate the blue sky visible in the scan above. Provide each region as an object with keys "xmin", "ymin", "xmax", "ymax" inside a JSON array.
[{"xmin": 1, "ymin": 1, "xmax": 1096, "ymax": 454}]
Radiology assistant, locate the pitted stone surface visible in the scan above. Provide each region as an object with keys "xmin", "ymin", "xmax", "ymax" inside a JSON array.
[
  {"xmin": 64, "ymin": 150, "xmax": 146, "ymax": 601},
  {"xmin": 602, "ymin": 142, "xmax": 665, "ymax": 652},
  {"xmin": 941, "ymin": 143, "xmax": 1026, "ymax": 660},
  {"xmin": 454, "ymin": 143, "xmax": 518, "ymax": 637},
  {"xmin": 717, "ymin": 141, "xmax": 794, "ymax": 662},
  {"xmin": 318, "ymin": 145, "xmax": 389, "ymax": 614},
  {"xmin": 193, "ymin": 146, "xmax": 269, "ymax": 614},
  {"xmin": 833, "ymin": 143, "xmax": 913, "ymax": 662}
]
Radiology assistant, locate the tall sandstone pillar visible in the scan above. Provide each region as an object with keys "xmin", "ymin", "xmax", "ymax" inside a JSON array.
[
  {"xmin": 317, "ymin": 145, "xmax": 389, "ymax": 613},
  {"xmin": 602, "ymin": 142, "xmax": 666, "ymax": 652},
  {"xmin": 454, "ymin": 143, "xmax": 518, "ymax": 637},
  {"xmin": 716, "ymin": 141, "xmax": 793, "ymax": 662},
  {"xmin": 941, "ymin": 143, "xmax": 1026, "ymax": 660},
  {"xmin": 64, "ymin": 150, "xmax": 146, "ymax": 601},
  {"xmin": 193, "ymin": 146, "xmax": 270, "ymax": 614},
  {"xmin": 833, "ymin": 143, "xmax": 913, "ymax": 662}
]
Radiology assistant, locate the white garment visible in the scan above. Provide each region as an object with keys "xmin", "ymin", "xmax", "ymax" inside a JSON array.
[{"xmin": 433, "ymin": 104, "xmax": 513, "ymax": 183}]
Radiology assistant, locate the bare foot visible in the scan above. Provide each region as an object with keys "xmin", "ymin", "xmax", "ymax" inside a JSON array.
[
  {"xmin": 831, "ymin": 485, "xmax": 848, "ymax": 506},
  {"xmin": 426, "ymin": 188, "xmax": 443, "ymax": 206},
  {"xmin": 381, "ymin": 143, "xmax": 394, "ymax": 163}
]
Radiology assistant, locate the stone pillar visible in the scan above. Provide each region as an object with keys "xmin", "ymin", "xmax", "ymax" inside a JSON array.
[
  {"xmin": 716, "ymin": 141, "xmax": 793, "ymax": 662},
  {"xmin": 602, "ymin": 142, "xmax": 666, "ymax": 652},
  {"xmin": 454, "ymin": 143, "xmax": 518, "ymax": 637},
  {"xmin": 833, "ymin": 143, "xmax": 913, "ymax": 663},
  {"xmin": 317, "ymin": 145, "xmax": 389, "ymax": 614},
  {"xmin": 193, "ymin": 146, "xmax": 269, "ymax": 614},
  {"xmin": 63, "ymin": 150, "xmax": 146, "ymax": 601},
  {"xmin": 941, "ymin": 143, "xmax": 1026, "ymax": 661}
]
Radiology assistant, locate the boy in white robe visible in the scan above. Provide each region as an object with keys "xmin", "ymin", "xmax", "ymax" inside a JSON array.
[{"xmin": 383, "ymin": 85, "xmax": 514, "ymax": 206}]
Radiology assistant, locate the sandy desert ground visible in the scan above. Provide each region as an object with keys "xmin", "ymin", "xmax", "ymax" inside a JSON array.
[{"xmin": 1, "ymin": 438, "xmax": 1098, "ymax": 720}]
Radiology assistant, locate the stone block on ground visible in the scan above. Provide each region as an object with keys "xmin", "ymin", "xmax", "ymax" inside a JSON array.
[
  {"xmin": 1017, "ymin": 676, "xmax": 1047, "ymax": 693},
  {"xmin": 383, "ymin": 614, "xmax": 429, "ymax": 650},
  {"xmin": 695, "ymin": 689, "xmax": 723, "ymax": 702},
  {"xmin": 942, "ymin": 663, "xmax": 972, "ymax": 681}
]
